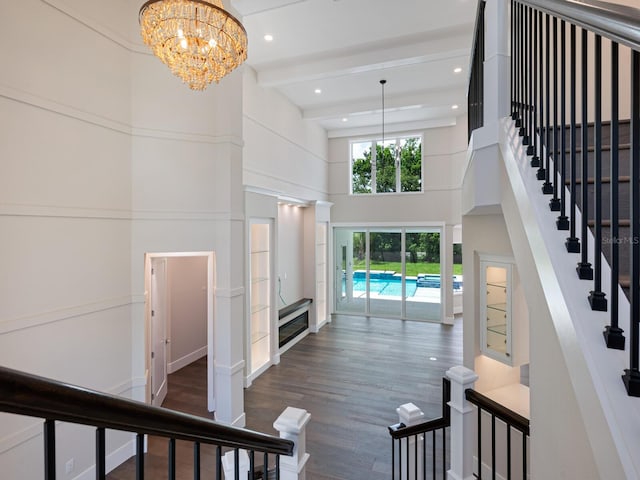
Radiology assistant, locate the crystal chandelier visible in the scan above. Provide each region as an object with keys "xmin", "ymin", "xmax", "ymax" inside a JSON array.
[{"xmin": 139, "ymin": 0, "xmax": 248, "ymax": 90}]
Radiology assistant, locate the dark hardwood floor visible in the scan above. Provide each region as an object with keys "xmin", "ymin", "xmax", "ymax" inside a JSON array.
[{"xmin": 107, "ymin": 314, "xmax": 462, "ymax": 480}]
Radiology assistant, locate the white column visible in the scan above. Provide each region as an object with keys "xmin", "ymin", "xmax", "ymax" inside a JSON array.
[
  {"xmin": 273, "ymin": 407, "xmax": 311, "ymax": 480},
  {"xmin": 222, "ymin": 449, "xmax": 250, "ymax": 479},
  {"xmin": 446, "ymin": 365, "xmax": 479, "ymax": 480},
  {"xmin": 484, "ymin": 0, "xmax": 511, "ymax": 124},
  {"xmin": 397, "ymin": 402, "xmax": 425, "ymax": 480}
]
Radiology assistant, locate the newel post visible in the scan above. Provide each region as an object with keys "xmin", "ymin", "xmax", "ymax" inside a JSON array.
[
  {"xmin": 446, "ymin": 366, "xmax": 479, "ymax": 480},
  {"xmin": 274, "ymin": 406, "xmax": 311, "ymax": 480},
  {"xmin": 397, "ymin": 402, "xmax": 425, "ymax": 480}
]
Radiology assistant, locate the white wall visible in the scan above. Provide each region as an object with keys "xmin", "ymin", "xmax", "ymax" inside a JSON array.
[
  {"xmin": 167, "ymin": 257, "xmax": 208, "ymax": 373},
  {"xmin": 277, "ymin": 205, "xmax": 305, "ymax": 307},
  {"xmin": 242, "ymin": 67, "xmax": 329, "ymax": 202},
  {"xmin": 0, "ymin": 0, "xmax": 248, "ymax": 477},
  {"xmin": 328, "ymin": 119, "xmax": 467, "ymax": 224}
]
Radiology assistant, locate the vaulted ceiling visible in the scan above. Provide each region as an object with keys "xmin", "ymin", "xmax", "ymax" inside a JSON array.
[{"xmin": 232, "ymin": 0, "xmax": 478, "ymax": 137}]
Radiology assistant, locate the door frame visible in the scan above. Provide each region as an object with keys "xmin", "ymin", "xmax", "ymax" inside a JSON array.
[{"xmin": 144, "ymin": 251, "xmax": 216, "ymax": 411}]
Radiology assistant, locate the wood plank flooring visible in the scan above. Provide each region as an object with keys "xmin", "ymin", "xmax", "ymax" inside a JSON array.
[{"xmin": 107, "ymin": 314, "xmax": 462, "ymax": 480}]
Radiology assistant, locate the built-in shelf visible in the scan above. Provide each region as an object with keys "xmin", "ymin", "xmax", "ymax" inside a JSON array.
[
  {"xmin": 480, "ymin": 258, "xmax": 512, "ymax": 364},
  {"xmin": 250, "ymin": 222, "xmax": 272, "ymax": 375}
]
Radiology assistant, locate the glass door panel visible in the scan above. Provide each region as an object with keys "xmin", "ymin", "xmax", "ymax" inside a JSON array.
[
  {"xmin": 405, "ymin": 230, "xmax": 441, "ymax": 321},
  {"xmin": 368, "ymin": 230, "xmax": 402, "ymax": 318},
  {"xmin": 334, "ymin": 228, "xmax": 366, "ymax": 315}
]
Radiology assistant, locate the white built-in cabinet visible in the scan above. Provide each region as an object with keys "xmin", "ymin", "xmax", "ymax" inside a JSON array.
[
  {"xmin": 480, "ymin": 256, "xmax": 513, "ymax": 365},
  {"xmin": 316, "ymin": 222, "xmax": 328, "ymax": 325},
  {"xmin": 249, "ymin": 221, "xmax": 272, "ymax": 376}
]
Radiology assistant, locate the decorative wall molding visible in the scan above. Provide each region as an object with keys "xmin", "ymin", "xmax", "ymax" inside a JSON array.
[
  {"xmin": 0, "ymin": 83, "xmax": 131, "ymax": 135},
  {"xmin": 214, "ymin": 359, "xmax": 246, "ymax": 376},
  {"xmin": 244, "ymin": 114, "xmax": 328, "ymax": 166},
  {"xmin": 42, "ymin": 0, "xmax": 146, "ymax": 54},
  {"xmin": 244, "ymin": 166, "xmax": 329, "ymax": 198},
  {"xmin": 0, "ymin": 203, "xmax": 133, "ymax": 220},
  {"xmin": 0, "ymin": 296, "xmax": 135, "ymax": 335},
  {"xmin": 132, "ymin": 127, "xmax": 243, "ymax": 147}
]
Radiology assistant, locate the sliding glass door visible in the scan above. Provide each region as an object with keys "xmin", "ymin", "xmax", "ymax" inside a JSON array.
[{"xmin": 334, "ymin": 227, "xmax": 441, "ymax": 321}]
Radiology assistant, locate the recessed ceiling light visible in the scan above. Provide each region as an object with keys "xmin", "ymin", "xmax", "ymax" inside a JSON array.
[
  {"xmin": 341, "ymin": 117, "xmax": 348, "ymax": 122},
  {"xmin": 454, "ymin": 67, "xmax": 462, "ymax": 73},
  {"xmin": 429, "ymin": 357, "xmax": 438, "ymax": 361},
  {"xmin": 452, "ymin": 104, "xmax": 459, "ymax": 110},
  {"xmin": 314, "ymin": 88, "xmax": 322, "ymax": 94},
  {"xmin": 264, "ymin": 34, "xmax": 273, "ymax": 42}
]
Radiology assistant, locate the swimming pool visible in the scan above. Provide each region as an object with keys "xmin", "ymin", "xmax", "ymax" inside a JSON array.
[
  {"xmin": 350, "ymin": 272, "xmax": 417, "ymax": 297},
  {"xmin": 343, "ymin": 271, "xmax": 463, "ymax": 298}
]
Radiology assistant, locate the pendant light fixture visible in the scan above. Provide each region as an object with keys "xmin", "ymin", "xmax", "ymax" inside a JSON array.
[{"xmin": 380, "ymin": 79, "xmax": 387, "ymax": 146}]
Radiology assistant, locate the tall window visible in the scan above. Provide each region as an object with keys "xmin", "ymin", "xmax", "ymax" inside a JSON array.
[{"xmin": 350, "ymin": 136, "xmax": 422, "ymax": 194}]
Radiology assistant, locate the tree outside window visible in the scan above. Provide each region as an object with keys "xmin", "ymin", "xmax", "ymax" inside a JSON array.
[{"xmin": 351, "ymin": 136, "xmax": 422, "ymax": 194}]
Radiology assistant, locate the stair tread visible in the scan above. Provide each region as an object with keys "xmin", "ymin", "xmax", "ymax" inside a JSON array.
[
  {"xmin": 565, "ymin": 176, "xmax": 631, "ymax": 185},
  {"xmin": 587, "ymin": 219, "xmax": 631, "ymax": 227}
]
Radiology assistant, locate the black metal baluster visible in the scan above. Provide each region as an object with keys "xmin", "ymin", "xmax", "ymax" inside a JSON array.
[
  {"xmin": 577, "ymin": 28, "xmax": 593, "ymax": 279},
  {"xmin": 44, "ymin": 420, "xmax": 55, "ymax": 480},
  {"xmin": 589, "ymin": 35, "xmax": 607, "ymax": 310},
  {"xmin": 234, "ymin": 448, "xmax": 240, "ymax": 480},
  {"xmin": 536, "ymin": 10, "xmax": 546, "ymax": 178},
  {"xmin": 216, "ymin": 445, "xmax": 222, "ymax": 480},
  {"xmin": 405, "ymin": 436, "xmax": 410, "ymax": 480},
  {"xmin": 529, "ymin": 7, "xmax": 538, "ymax": 162},
  {"xmin": 566, "ymin": 24, "xmax": 580, "ymax": 253},
  {"xmin": 96, "ymin": 427, "xmax": 106, "ymax": 480},
  {"xmin": 524, "ymin": 3, "xmax": 530, "ymax": 139},
  {"xmin": 168, "ymin": 439, "xmax": 176, "ymax": 480},
  {"xmin": 623, "ymin": 50, "xmax": 640, "ymax": 397},
  {"xmin": 263, "ymin": 452, "xmax": 269, "ymax": 480},
  {"xmin": 511, "ymin": 0, "xmax": 517, "ymax": 120},
  {"xmin": 193, "ymin": 442, "xmax": 200, "ymax": 480},
  {"xmin": 249, "ymin": 451, "xmax": 255, "ymax": 480},
  {"xmin": 550, "ymin": 16, "xmax": 561, "ymax": 210},
  {"xmin": 542, "ymin": 14, "xmax": 553, "ymax": 193},
  {"xmin": 558, "ymin": 20, "xmax": 570, "ymax": 229},
  {"xmin": 136, "ymin": 433, "xmax": 144, "ymax": 480},
  {"xmin": 604, "ymin": 41, "xmax": 625, "ymax": 349},
  {"xmin": 518, "ymin": 2, "xmax": 525, "ymax": 131}
]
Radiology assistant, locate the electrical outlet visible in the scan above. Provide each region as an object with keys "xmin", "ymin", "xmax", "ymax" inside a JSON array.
[{"xmin": 65, "ymin": 458, "xmax": 74, "ymax": 474}]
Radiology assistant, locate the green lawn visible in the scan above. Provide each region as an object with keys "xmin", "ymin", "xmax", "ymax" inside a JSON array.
[{"xmin": 352, "ymin": 260, "xmax": 462, "ymax": 276}]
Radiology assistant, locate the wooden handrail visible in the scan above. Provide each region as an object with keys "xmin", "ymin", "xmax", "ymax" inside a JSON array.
[
  {"xmin": 465, "ymin": 388, "xmax": 530, "ymax": 435},
  {"xmin": 0, "ymin": 366, "xmax": 294, "ymax": 456}
]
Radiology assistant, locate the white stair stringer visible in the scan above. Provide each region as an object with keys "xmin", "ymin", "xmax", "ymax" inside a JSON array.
[{"xmin": 497, "ymin": 117, "xmax": 640, "ymax": 479}]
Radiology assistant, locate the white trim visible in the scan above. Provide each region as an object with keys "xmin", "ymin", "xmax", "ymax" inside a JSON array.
[
  {"xmin": 215, "ymin": 287, "xmax": 245, "ymax": 298},
  {"xmin": 167, "ymin": 346, "xmax": 207, "ymax": 374}
]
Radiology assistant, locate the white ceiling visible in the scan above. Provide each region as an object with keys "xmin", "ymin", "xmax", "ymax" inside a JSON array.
[{"xmin": 231, "ymin": 0, "xmax": 478, "ymax": 137}]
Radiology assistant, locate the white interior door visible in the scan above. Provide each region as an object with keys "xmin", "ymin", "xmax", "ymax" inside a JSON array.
[{"xmin": 151, "ymin": 257, "xmax": 168, "ymax": 406}]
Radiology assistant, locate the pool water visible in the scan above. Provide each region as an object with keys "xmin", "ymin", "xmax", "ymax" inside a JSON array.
[
  {"xmin": 351, "ymin": 275, "xmax": 417, "ymax": 297},
  {"xmin": 342, "ymin": 271, "xmax": 462, "ymax": 298}
]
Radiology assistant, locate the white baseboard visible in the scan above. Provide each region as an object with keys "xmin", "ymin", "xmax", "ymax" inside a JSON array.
[{"xmin": 168, "ymin": 346, "xmax": 207, "ymax": 374}]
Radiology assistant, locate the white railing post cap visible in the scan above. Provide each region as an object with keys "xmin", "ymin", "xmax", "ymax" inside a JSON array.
[
  {"xmin": 397, "ymin": 402, "xmax": 425, "ymax": 426},
  {"xmin": 273, "ymin": 406, "xmax": 311, "ymax": 434},
  {"xmin": 446, "ymin": 365, "xmax": 479, "ymax": 384}
]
